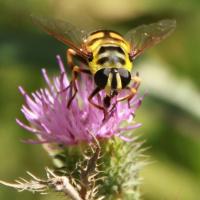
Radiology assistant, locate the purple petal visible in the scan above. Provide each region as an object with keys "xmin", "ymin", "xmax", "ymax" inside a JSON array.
[{"xmin": 17, "ymin": 55, "xmax": 143, "ymax": 145}]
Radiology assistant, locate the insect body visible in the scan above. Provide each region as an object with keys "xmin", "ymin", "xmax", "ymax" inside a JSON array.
[
  {"xmin": 32, "ymin": 16, "xmax": 176, "ymax": 113},
  {"xmin": 86, "ymin": 31, "xmax": 132, "ymax": 102}
]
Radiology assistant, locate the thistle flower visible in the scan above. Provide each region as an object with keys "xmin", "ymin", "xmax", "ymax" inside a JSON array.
[{"xmin": 17, "ymin": 55, "xmax": 143, "ymax": 145}]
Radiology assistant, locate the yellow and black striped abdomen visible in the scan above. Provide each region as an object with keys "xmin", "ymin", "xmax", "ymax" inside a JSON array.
[{"xmin": 85, "ymin": 30, "xmax": 132, "ymax": 75}]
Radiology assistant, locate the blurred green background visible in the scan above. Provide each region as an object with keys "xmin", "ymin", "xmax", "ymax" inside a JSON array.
[{"xmin": 0, "ymin": 0, "xmax": 200, "ymax": 199}]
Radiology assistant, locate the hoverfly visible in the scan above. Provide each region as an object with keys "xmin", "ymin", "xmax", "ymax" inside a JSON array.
[{"xmin": 32, "ymin": 15, "xmax": 176, "ymax": 114}]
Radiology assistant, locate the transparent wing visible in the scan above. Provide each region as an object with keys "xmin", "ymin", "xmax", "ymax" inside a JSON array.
[
  {"xmin": 125, "ymin": 19, "xmax": 176, "ymax": 59},
  {"xmin": 31, "ymin": 15, "xmax": 90, "ymax": 57}
]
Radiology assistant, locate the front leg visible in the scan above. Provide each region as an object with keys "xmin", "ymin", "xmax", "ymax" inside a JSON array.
[
  {"xmin": 117, "ymin": 72, "xmax": 141, "ymax": 107},
  {"xmin": 67, "ymin": 66, "xmax": 92, "ymax": 107},
  {"xmin": 88, "ymin": 87, "xmax": 108, "ymax": 120},
  {"xmin": 66, "ymin": 49, "xmax": 91, "ymax": 107}
]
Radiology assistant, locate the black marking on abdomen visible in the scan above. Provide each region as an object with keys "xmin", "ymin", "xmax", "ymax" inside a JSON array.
[
  {"xmin": 98, "ymin": 46, "xmax": 125, "ymax": 55},
  {"xmin": 87, "ymin": 30, "xmax": 126, "ymax": 46}
]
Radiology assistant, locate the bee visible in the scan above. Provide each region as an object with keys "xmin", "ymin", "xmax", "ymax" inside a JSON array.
[{"xmin": 32, "ymin": 16, "xmax": 176, "ymax": 114}]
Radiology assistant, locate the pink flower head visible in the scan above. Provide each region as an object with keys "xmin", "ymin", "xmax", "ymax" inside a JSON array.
[{"xmin": 17, "ymin": 55, "xmax": 143, "ymax": 145}]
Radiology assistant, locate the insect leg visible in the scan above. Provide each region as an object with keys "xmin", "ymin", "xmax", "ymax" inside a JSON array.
[
  {"xmin": 88, "ymin": 87, "xmax": 107, "ymax": 117},
  {"xmin": 67, "ymin": 48, "xmax": 88, "ymax": 68},
  {"xmin": 67, "ymin": 66, "xmax": 91, "ymax": 107},
  {"xmin": 117, "ymin": 72, "xmax": 141, "ymax": 107},
  {"xmin": 66, "ymin": 48, "xmax": 91, "ymax": 107}
]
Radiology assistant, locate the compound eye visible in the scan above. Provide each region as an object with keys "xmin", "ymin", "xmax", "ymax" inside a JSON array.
[
  {"xmin": 118, "ymin": 68, "xmax": 131, "ymax": 88},
  {"xmin": 94, "ymin": 68, "xmax": 111, "ymax": 89}
]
